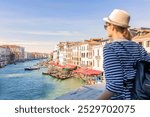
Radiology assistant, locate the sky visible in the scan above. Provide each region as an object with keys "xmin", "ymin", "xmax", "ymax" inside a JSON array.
[{"xmin": 0, "ymin": 0, "xmax": 150, "ymax": 53}]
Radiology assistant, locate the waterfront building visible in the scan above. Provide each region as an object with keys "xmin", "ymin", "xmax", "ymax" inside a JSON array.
[
  {"xmin": 57, "ymin": 42, "xmax": 66, "ymax": 65},
  {"xmin": 5, "ymin": 47, "xmax": 11, "ymax": 64},
  {"xmin": 54, "ymin": 42, "xmax": 76, "ymax": 65},
  {"xmin": 25, "ymin": 52, "xmax": 32, "ymax": 60},
  {"xmin": 0, "ymin": 46, "xmax": 12, "ymax": 67},
  {"xmin": 80, "ymin": 42, "xmax": 90, "ymax": 68},
  {"xmin": 71, "ymin": 42, "xmax": 82, "ymax": 66},
  {"xmin": 19, "ymin": 47, "xmax": 25, "ymax": 61},
  {"xmin": 42, "ymin": 53, "xmax": 49, "ymax": 58},
  {"xmin": 92, "ymin": 39, "xmax": 109, "ymax": 71},
  {"xmin": 0, "ymin": 46, "xmax": 7, "ymax": 67},
  {"xmin": 80, "ymin": 38, "xmax": 103, "ymax": 69},
  {"xmin": 133, "ymin": 33, "xmax": 150, "ymax": 53},
  {"xmin": 53, "ymin": 45, "xmax": 59, "ymax": 63},
  {"xmin": 53, "ymin": 42, "xmax": 65, "ymax": 65},
  {"xmin": 49, "ymin": 52, "xmax": 53, "ymax": 61},
  {"xmin": 2, "ymin": 45, "xmax": 25, "ymax": 62},
  {"xmin": 92, "ymin": 45, "xmax": 103, "ymax": 71},
  {"xmin": 59, "ymin": 49, "xmax": 64, "ymax": 65},
  {"xmin": 25, "ymin": 52, "xmax": 49, "ymax": 60},
  {"xmin": 52, "ymin": 38, "xmax": 110, "ymax": 69},
  {"xmin": 132, "ymin": 27, "xmax": 150, "ymax": 53},
  {"xmin": 66, "ymin": 42, "xmax": 74, "ymax": 65},
  {"xmin": 32, "ymin": 52, "xmax": 44, "ymax": 59},
  {"xmin": 130, "ymin": 27, "xmax": 150, "ymax": 37},
  {"xmin": 63, "ymin": 42, "xmax": 69, "ymax": 65}
]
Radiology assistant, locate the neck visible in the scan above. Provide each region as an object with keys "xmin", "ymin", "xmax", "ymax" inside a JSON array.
[{"xmin": 112, "ymin": 32, "xmax": 126, "ymax": 41}]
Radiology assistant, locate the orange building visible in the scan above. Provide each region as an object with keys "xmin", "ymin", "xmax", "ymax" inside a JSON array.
[{"xmin": 132, "ymin": 28, "xmax": 150, "ymax": 53}]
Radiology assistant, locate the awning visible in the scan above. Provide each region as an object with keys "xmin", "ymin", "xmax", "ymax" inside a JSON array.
[{"xmin": 73, "ymin": 67, "xmax": 102, "ymax": 76}]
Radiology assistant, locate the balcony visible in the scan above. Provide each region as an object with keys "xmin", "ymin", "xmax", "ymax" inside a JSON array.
[{"xmin": 95, "ymin": 56, "xmax": 101, "ymax": 59}]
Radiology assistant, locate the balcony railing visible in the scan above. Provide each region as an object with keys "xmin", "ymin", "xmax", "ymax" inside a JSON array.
[{"xmin": 95, "ymin": 56, "xmax": 101, "ymax": 59}]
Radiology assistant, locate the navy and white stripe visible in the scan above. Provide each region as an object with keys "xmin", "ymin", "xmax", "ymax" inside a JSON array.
[{"xmin": 103, "ymin": 40, "xmax": 150, "ymax": 100}]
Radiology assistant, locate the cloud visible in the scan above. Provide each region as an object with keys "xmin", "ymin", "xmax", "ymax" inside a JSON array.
[
  {"xmin": 0, "ymin": 38, "xmax": 57, "ymax": 46},
  {"xmin": 0, "ymin": 29, "xmax": 85, "ymax": 36},
  {"xmin": 0, "ymin": 39, "xmax": 57, "ymax": 53},
  {"xmin": 0, "ymin": 17, "xmax": 96, "ymax": 26},
  {"xmin": 15, "ymin": 30, "xmax": 84, "ymax": 36}
]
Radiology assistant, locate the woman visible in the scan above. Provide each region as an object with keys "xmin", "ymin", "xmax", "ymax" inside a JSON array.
[{"xmin": 97, "ymin": 9, "xmax": 150, "ymax": 100}]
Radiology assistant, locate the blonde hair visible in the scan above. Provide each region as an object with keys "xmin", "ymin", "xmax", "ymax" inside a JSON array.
[{"xmin": 113, "ymin": 25, "xmax": 132, "ymax": 40}]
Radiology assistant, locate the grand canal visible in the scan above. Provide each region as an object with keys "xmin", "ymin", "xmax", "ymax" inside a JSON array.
[{"xmin": 0, "ymin": 60, "xmax": 85, "ymax": 100}]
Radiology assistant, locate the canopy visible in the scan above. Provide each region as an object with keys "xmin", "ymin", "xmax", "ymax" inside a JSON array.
[{"xmin": 73, "ymin": 67, "xmax": 102, "ymax": 76}]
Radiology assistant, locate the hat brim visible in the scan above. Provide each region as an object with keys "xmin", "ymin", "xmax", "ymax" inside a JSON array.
[
  {"xmin": 103, "ymin": 17, "xmax": 130, "ymax": 28},
  {"xmin": 103, "ymin": 17, "xmax": 111, "ymax": 24}
]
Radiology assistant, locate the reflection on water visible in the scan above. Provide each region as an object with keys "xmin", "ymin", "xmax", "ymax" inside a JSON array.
[
  {"xmin": 2, "ymin": 73, "xmax": 26, "ymax": 78},
  {"xmin": 0, "ymin": 60, "xmax": 85, "ymax": 100}
]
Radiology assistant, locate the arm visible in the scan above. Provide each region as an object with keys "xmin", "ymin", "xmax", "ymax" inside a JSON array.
[
  {"xmin": 97, "ymin": 89, "xmax": 114, "ymax": 100},
  {"xmin": 97, "ymin": 44, "xmax": 124, "ymax": 100}
]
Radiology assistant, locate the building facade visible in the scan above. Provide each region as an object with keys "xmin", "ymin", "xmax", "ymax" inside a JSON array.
[
  {"xmin": 132, "ymin": 28, "xmax": 150, "ymax": 53},
  {"xmin": 0, "ymin": 46, "xmax": 11, "ymax": 67},
  {"xmin": 52, "ymin": 38, "xmax": 108, "ymax": 71}
]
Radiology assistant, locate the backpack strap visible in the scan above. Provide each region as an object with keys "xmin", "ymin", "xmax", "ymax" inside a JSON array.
[
  {"xmin": 116, "ymin": 42, "xmax": 142, "ymax": 61},
  {"xmin": 112, "ymin": 42, "xmax": 140, "ymax": 88}
]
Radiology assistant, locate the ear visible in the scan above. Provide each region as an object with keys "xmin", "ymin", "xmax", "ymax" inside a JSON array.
[{"xmin": 111, "ymin": 25, "xmax": 115, "ymax": 31}]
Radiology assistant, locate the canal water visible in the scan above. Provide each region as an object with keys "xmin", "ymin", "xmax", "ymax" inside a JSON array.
[{"xmin": 0, "ymin": 60, "xmax": 85, "ymax": 100}]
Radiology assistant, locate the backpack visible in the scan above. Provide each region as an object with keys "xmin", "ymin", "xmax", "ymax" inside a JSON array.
[
  {"xmin": 116, "ymin": 42, "xmax": 150, "ymax": 100},
  {"xmin": 132, "ymin": 60, "xmax": 150, "ymax": 99}
]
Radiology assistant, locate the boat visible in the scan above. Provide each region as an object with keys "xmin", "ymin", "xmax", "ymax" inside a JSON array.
[
  {"xmin": 24, "ymin": 66, "xmax": 40, "ymax": 70},
  {"xmin": 42, "ymin": 72, "xmax": 50, "ymax": 75},
  {"xmin": 58, "ymin": 75, "xmax": 71, "ymax": 80}
]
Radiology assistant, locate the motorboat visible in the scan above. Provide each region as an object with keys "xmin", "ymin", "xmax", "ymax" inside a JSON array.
[{"xmin": 24, "ymin": 66, "xmax": 40, "ymax": 70}]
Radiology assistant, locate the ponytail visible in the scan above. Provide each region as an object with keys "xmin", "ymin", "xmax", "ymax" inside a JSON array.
[
  {"xmin": 123, "ymin": 29, "xmax": 132, "ymax": 40},
  {"xmin": 113, "ymin": 25, "xmax": 132, "ymax": 40}
]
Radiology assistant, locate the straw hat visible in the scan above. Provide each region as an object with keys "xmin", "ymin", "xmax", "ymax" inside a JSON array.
[{"xmin": 103, "ymin": 9, "xmax": 130, "ymax": 28}]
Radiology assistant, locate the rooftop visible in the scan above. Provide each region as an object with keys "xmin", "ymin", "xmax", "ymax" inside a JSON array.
[{"xmin": 133, "ymin": 33, "xmax": 150, "ymax": 41}]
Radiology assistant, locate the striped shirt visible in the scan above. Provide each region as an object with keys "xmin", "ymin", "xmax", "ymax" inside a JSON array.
[{"xmin": 103, "ymin": 40, "xmax": 150, "ymax": 100}]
